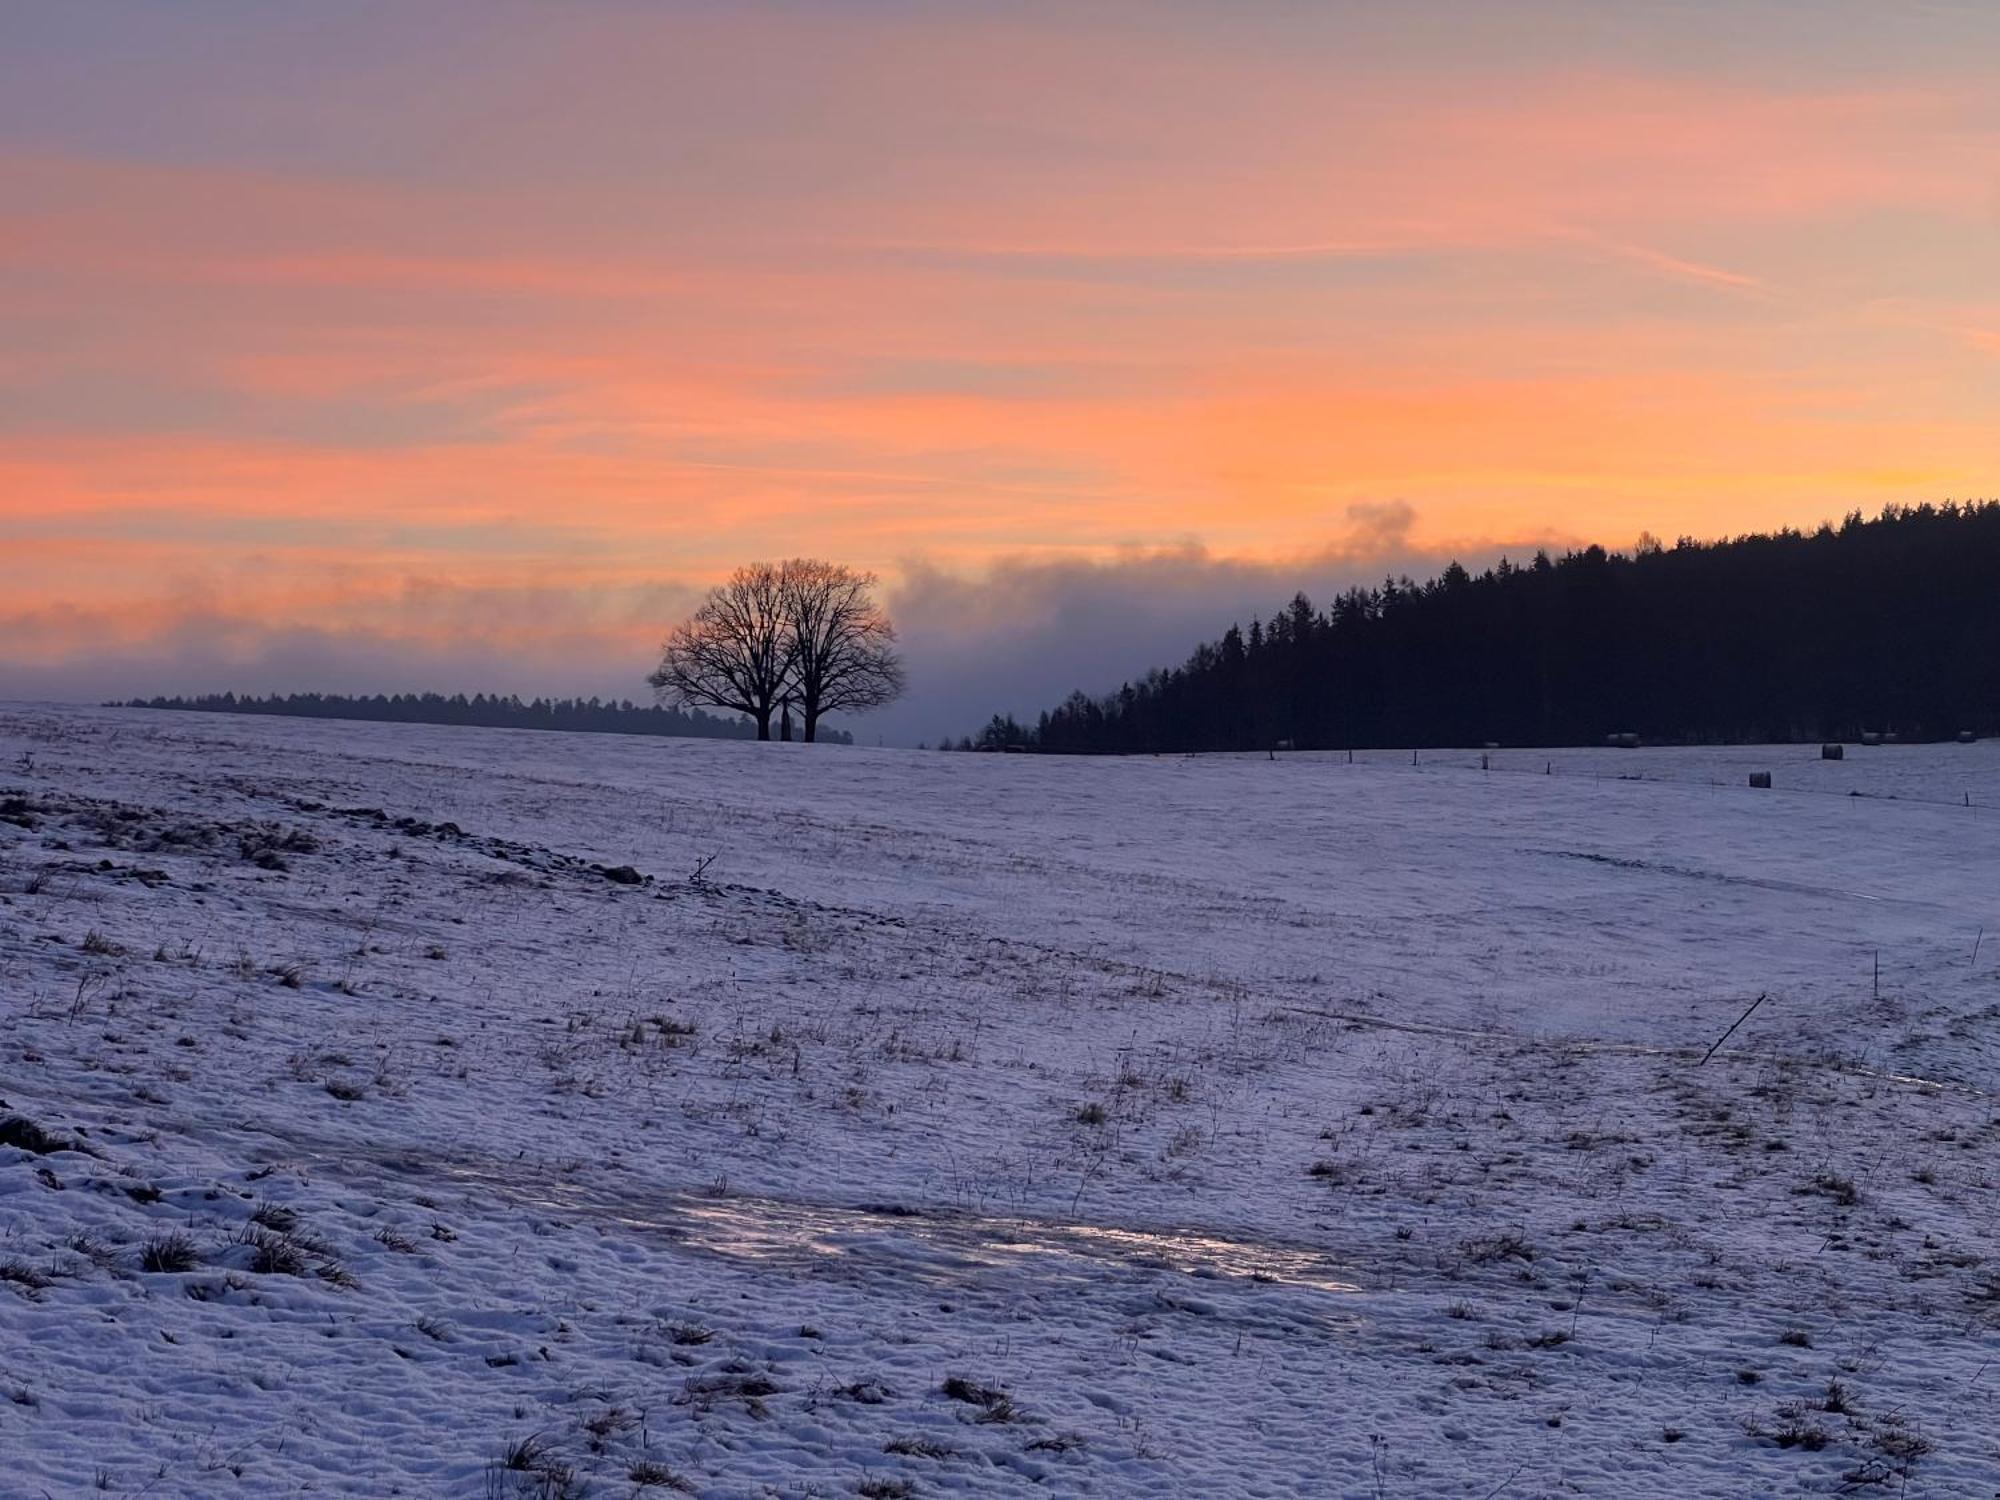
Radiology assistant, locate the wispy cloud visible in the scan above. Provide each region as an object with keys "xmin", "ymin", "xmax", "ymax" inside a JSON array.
[{"xmin": 1556, "ymin": 229, "xmax": 1768, "ymax": 294}]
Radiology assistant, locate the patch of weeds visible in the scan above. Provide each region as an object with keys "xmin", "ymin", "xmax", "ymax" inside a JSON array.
[
  {"xmin": 1074, "ymin": 1102, "xmax": 1106, "ymax": 1126},
  {"xmin": 1759, "ymin": 1401, "xmax": 1831, "ymax": 1451},
  {"xmin": 237, "ymin": 824, "xmax": 316, "ymax": 871},
  {"xmin": 65, "ymin": 1231, "xmax": 116, "ymax": 1271},
  {"xmin": 81, "ymin": 929, "xmax": 122, "ymax": 956},
  {"xmin": 1873, "ymin": 1425, "xmax": 1935, "ymax": 1464},
  {"xmin": 1025, "ymin": 1432, "xmax": 1087, "ymax": 1454},
  {"xmin": 237, "ymin": 1227, "xmax": 309, "ymax": 1277},
  {"xmin": 1307, "ymin": 1157, "xmax": 1358, "ymax": 1184},
  {"xmin": 0, "ymin": 1259, "xmax": 54, "ymax": 1294},
  {"xmin": 1461, "ymin": 1232, "xmax": 1535, "ymax": 1265},
  {"xmin": 0, "ymin": 1115, "xmax": 72, "ymax": 1155},
  {"xmin": 140, "ymin": 1233, "xmax": 200, "ymax": 1273},
  {"xmin": 490, "ymin": 1431, "xmax": 580, "ymax": 1499},
  {"xmin": 249, "ymin": 1201, "xmax": 299, "ymax": 1234},
  {"xmin": 1801, "ymin": 1172, "xmax": 1860, "ymax": 1207},
  {"xmin": 373, "ymin": 1225, "xmax": 418, "ymax": 1253},
  {"xmin": 626, "ymin": 1459, "xmax": 690, "ymax": 1491},
  {"xmin": 941, "ymin": 1375, "xmax": 1019, "ymax": 1423},
  {"xmin": 667, "ymin": 1321, "xmax": 713, "ymax": 1346},
  {"xmin": 858, "ymin": 1480, "xmax": 915, "ymax": 1499},
  {"xmin": 883, "ymin": 1436, "xmax": 955, "ymax": 1458},
  {"xmin": 1777, "ymin": 1328, "xmax": 1812, "ymax": 1348},
  {"xmin": 501, "ymin": 1434, "xmax": 550, "ymax": 1471},
  {"xmin": 677, "ymin": 1369, "xmax": 780, "ymax": 1417},
  {"xmin": 836, "ymin": 1380, "xmax": 894, "ymax": 1405},
  {"xmin": 1845, "ymin": 1420, "xmax": 1937, "ymax": 1487}
]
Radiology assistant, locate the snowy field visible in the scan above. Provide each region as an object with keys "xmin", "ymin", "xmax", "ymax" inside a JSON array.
[{"xmin": 2, "ymin": 704, "xmax": 1998, "ymax": 1498}]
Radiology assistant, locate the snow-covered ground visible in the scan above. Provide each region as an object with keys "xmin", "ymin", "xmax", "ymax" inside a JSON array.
[{"xmin": 1, "ymin": 704, "xmax": 1997, "ymax": 1497}]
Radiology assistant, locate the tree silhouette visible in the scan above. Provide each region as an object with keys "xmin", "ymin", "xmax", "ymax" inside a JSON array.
[
  {"xmin": 649, "ymin": 563, "xmax": 794, "ymax": 740},
  {"xmin": 780, "ymin": 558, "xmax": 906, "ymax": 742}
]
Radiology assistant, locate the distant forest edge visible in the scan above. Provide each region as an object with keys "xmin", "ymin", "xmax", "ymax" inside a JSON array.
[
  {"xmin": 959, "ymin": 502, "xmax": 2000, "ymax": 753},
  {"xmin": 120, "ymin": 692, "xmax": 855, "ymax": 745}
]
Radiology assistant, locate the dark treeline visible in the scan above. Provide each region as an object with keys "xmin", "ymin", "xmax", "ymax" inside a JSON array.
[
  {"xmin": 122, "ymin": 691, "xmax": 854, "ymax": 745},
  {"xmin": 957, "ymin": 502, "xmax": 2000, "ymax": 753}
]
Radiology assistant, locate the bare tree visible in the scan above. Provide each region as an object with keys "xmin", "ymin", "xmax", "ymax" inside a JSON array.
[
  {"xmin": 648, "ymin": 562, "xmax": 794, "ymax": 740},
  {"xmin": 780, "ymin": 559, "xmax": 906, "ymax": 742}
]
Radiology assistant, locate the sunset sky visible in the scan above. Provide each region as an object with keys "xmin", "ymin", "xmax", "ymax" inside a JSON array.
[{"xmin": 4, "ymin": 2, "xmax": 1998, "ymax": 740}]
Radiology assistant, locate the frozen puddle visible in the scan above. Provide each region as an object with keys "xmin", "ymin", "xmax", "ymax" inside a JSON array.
[
  {"xmin": 666, "ymin": 1196, "xmax": 1365, "ymax": 1297},
  {"xmin": 267, "ymin": 1133, "xmax": 1363, "ymax": 1298}
]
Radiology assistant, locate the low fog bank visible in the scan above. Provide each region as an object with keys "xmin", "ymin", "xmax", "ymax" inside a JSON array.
[{"xmin": 2, "ymin": 508, "xmax": 1565, "ymax": 747}]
